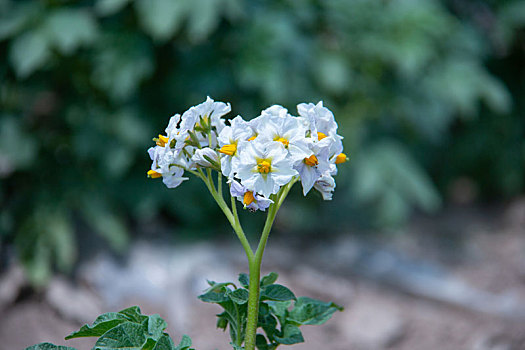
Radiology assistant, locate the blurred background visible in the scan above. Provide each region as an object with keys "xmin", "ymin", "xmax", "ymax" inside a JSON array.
[{"xmin": 1, "ymin": 0, "xmax": 525, "ymax": 349}]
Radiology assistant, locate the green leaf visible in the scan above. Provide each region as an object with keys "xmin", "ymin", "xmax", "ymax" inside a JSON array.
[
  {"xmin": 118, "ymin": 306, "xmax": 148, "ymax": 323},
  {"xmin": 238, "ymin": 273, "xmax": 249, "ymax": 288},
  {"xmin": 260, "ymin": 272, "xmax": 278, "ymax": 287},
  {"xmin": 267, "ymin": 301, "xmax": 291, "ymax": 321},
  {"xmin": 146, "ymin": 314, "xmax": 168, "ymax": 341},
  {"xmin": 92, "ymin": 35, "xmax": 153, "ymax": 100},
  {"xmin": 96, "ymin": 0, "xmax": 131, "ymax": 16},
  {"xmin": 81, "ymin": 197, "xmax": 129, "ymax": 252},
  {"xmin": 94, "ymin": 322, "xmax": 147, "ymax": 350},
  {"xmin": 25, "ymin": 344, "xmax": 77, "ymax": 350},
  {"xmin": 151, "ymin": 334, "xmax": 175, "ymax": 350},
  {"xmin": 261, "ymin": 285, "xmax": 296, "ymax": 302},
  {"xmin": 228, "ymin": 288, "xmax": 249, "ymax": 305},
  {"xmin": 273, "ymin": 324, "xmax": 304, "ymax": 345},
  {"xmin": 257, "ymin": 312, "xmax": 278, "ymax": 340},
  {"xmin": 65, "ymin": 312, "xmax": 129, "ymax": 339},
  {"xmin": 255, "ymin": 334, "xmax": 269, "ymax": 350},
  {"xmin": 0, "ymin": 2, "xmax": 39, "ymax": 40},
  {"xmin": 44, "ymin": 9, "xmax": 98, "ymax": 55},
  {"xmin": 287, "ymin": 297, "xmax": 343, "ymax": 326},
  {"xmin": 173, "ymin": 335, "xmax": 193, "ymax": 350},
  {"xmin": 198, "ymin": 289, "xmax": 230, "ymax": 303},
  {"xmin": 9, "ymin": 29, "xmax": 50, "ymax": 78},
  {"xmin": 135, "ymin": 0, "xmax": 187, "ymax": 41}
]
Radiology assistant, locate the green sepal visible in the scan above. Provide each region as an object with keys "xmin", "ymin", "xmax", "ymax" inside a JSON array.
[
  {"xmin": 260, "ymin": 284, "xmax": 296, "ymax": 302},
  {"xmin": 25, "ymin": 344, "xmax": 77, "ymax": 350}
]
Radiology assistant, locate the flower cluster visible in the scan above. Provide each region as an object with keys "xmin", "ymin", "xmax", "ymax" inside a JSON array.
[{"xmin": 147, "ymin": 97, "xmax": 347, "ymax": 210}]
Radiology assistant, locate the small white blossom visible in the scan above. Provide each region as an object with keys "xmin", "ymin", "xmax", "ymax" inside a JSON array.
[
  {"xmin": 229, "ymin": 179, "xmax": 273, "ymax": 211},
  {"xmin": 218, "ymin": 116, "xmax": 253, "ymax": 178},
  {"xmin": 235, "ymin": 137, "xmax": 298, "ymax": 198},
  {"xmin": 297, "ymin": 101, "xmax": 338, "ymax": 141},
  {"xmin": 314, "ymin": 173, "xmax": 336, "ymax": 200},
  {"xmin": 294, "ymin": 143, "xmax": 332, "ymax": 195},
  {"xmin": 256, "ymin": 107, "xmax": 310, "ymax": 163},
  {"xmin": 147, "ymin": 145, "xmax": 188, "ymax": 188}
]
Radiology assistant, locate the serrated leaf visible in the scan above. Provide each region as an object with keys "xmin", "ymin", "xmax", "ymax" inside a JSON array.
[
  {"xmin": 287, "ymin": 297, "xmax": 343, "ymax": 326},
  {"xmin": 273, "ymin": 324, "xmax": 304, "ymax": 345},
  {"xmin": 260, "ymin": 272, "xmax": 278, "ymax": 287},
  {"xmin": 25, "ymin": 343, "xmax": 77, "ymax": 350},
  {"xmin": 261, "ymin": 284, "xmax": 296, "ymax": 302},
  {"xmin": 238, "ymin": 273, "xmax": 249, "ymax": 288},
  {"xmin": 65, "ymin": 312, "xmax": 129, "ymax": 339},
  {"xmin": 229, "ymin": 288, "xmax": 249, "ymax": 305},
  {"xmin": 93, "ymin": 322, "xmax": 147, "ymax": 350}
]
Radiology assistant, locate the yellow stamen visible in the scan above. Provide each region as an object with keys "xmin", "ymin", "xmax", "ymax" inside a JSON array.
[
  {"xmin": 147, "ymin": 169, "xmax": 162, "ymax": 178},
  {"xmin": 317, "ymin": 132, "xmax": 327, "ymax": 141},
  {"xmin": 335, "ymin": 153, "xmax": 347, "ymax": 164},
  {"xmin": 243, "ymin": 191, "xmax": 255, "ymax": 206},
  {"xmin": 257, "ymin": 160, "xmax": 271, "ymax": 174},
  {"xmin": 248, "ymin": 135, "xmax": 257, "ymax": 141},
  {"xmin": 304, "ymin": 154, "xmax": 319, "ymax": 167},
  {"xmin": 275, "ymin": 137, "xmax": 289, "ymax": 147},
  {"xmin": 219, "ymin": 143, "xmax": 237, "ymax": 156},
  {"xmin": 156, "ymin": 134, "xmax": 169, "ymax": 147}
]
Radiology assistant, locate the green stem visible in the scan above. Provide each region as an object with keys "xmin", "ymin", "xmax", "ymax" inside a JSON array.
[
  {"xmin": 244, "ymin": 178, "xmax": 296, "ymax": 350},
  {"xmin": 201, "ymin": 171, "xmax": 254, "ymax": 260}
]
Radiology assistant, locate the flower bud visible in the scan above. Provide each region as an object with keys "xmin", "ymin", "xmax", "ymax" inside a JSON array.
[{"xmin": 192, "ymin": 147, "xmax": 220, "ymax": 168}]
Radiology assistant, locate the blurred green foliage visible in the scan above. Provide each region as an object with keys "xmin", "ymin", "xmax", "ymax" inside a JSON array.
[{"xmin": 1, "ymin": 0, "xmax": 524, "ymax": 285}]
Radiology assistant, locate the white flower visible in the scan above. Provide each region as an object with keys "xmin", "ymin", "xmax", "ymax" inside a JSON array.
[
  {"xmin": 256, "ymin": 107, "xmax": 310, "ymax": 163},
  {"xmin": 235, "ymin": 137, "xmax": 298, "ymax": 198},
  {"xmin": 297, "ymin": 101, "xmax": 338, "ymax": 141},
  {"xmin": 229, "ymin": 179, "xmax": 273, "ymax": 211},
  {"xmin": 218, "ymin": 116, "xmax": 253, "ymax": 178},
  {"xmin": 192, "ymin": 147, "xmax": 220, "ymax": 168},
  {"xmin": 147, "ymin": 146, "xmax": 188, "ymax": 188},
  {"xmin": 294, "ymin": 142, "xmax": 332, "ymax": 195},
  {"xmin": 179, "ymin": 96, "xmax": 230, "ymax": 135},
  {"xmin": 314, "ymin": 173, "xmax": 336, "ymax": 200},
  {"xmin": 165, "ymin": 114, "xmax": 180, "ymax": 139}
]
